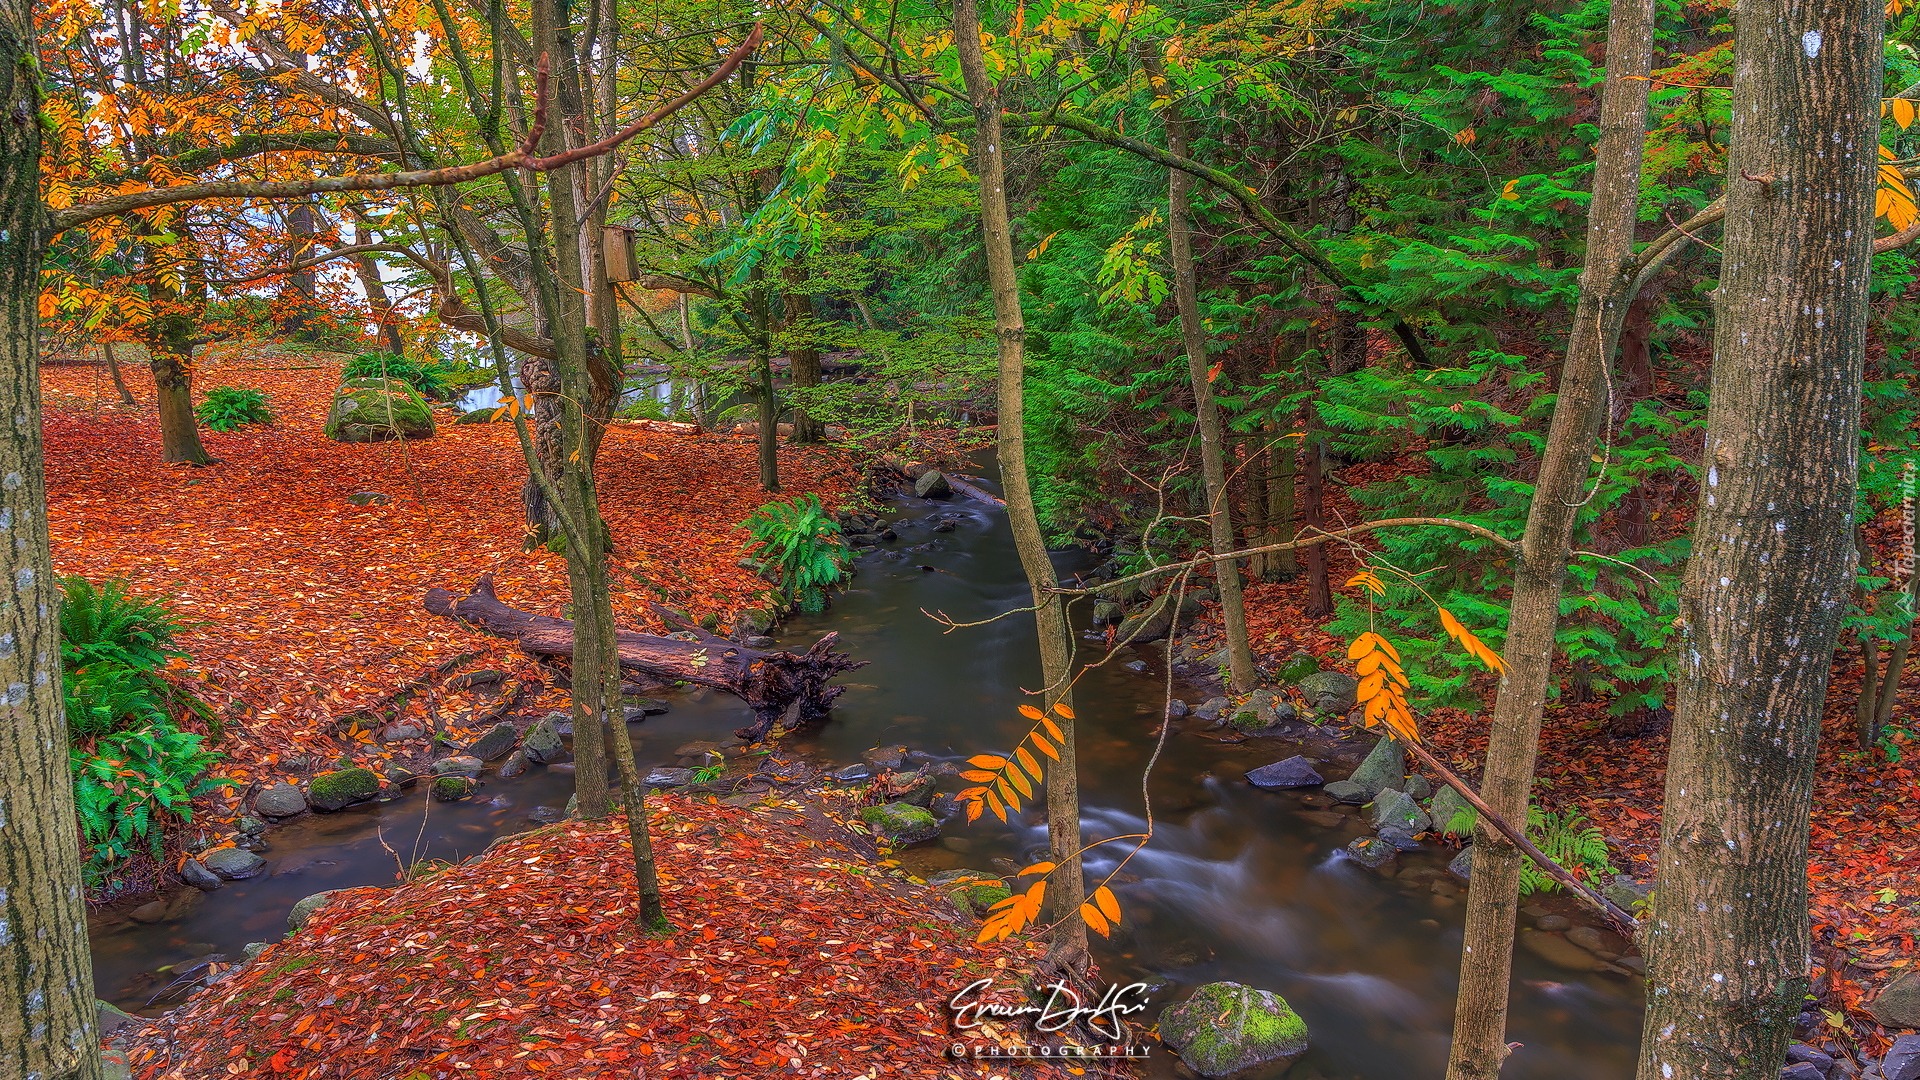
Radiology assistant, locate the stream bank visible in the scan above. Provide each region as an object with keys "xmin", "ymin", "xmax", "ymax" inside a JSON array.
[{"xmin": 91, "ymin": 471, "xmax": 1649, "ymax": 1080}]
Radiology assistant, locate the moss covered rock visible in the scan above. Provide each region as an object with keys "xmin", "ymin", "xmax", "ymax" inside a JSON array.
[
  {"xmin": 432, "ymin": 775, "xmax": 477, "ymax": 802},
  {"xmin": 324, "ymin": 381, "xmax": 436, "ymax": 442},
  {"xmin": 1159, "ymin": 981, "xmax": 1309, "ymax": 1078},
  {"xmin": 858, "ymin": 801, "xmax": 939, "ymax": 844},
  {"xmin": 926, "ymin": 870, "xmax": 1011, "ymax": 917},
  {"xmin": 307, "ymin": 767, "xmax": 379, "ymax": 811},
  {"xmin": 287, "ymin": 890, "xmax": 340, "ymax": 931}
]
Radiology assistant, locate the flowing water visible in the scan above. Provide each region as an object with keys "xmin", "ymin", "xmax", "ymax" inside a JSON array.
[{"xmin": 88, "ymin": 465, "xmax": 1643, "ymax": 1079}]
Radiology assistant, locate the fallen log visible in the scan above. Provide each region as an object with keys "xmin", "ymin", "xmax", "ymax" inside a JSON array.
[
  {"xmin": 877, "ymin": 455, "xmax": 1006, "ymax": 507},
  {"xmin": 423, "ymin": 574, "xmax": 866, "ymax": 741}
]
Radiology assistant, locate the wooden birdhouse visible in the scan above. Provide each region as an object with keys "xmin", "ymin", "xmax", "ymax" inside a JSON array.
[{"xmin": 602, "ymin": 226, "xmax": 638, "ymax": 283}]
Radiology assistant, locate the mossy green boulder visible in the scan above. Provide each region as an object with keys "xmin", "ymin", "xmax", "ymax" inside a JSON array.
[
  {"xmin": 287, "ymin": 890, "xmax": 340, "ymax": 931},
  {"xmin": 926, "ymin": 869, "xmax": 1011, "ymax": 916},
  {"xmin": 858, "ymin": 801, "xmax": 939, "ymax": 844},
  {"xmin": 1158, "ymin": 981, "xmax": 1309, "ymax": 1078},
  {"xmin": 325, "ymin": 380, "xmax": 436, "ymax": 442},
  {"xmin": 307, "ymin": 767, "xmax": 379, "ymax": 811},
  {"xmin": 432, "ymin": 775, "xmax": 476, "ymax": 802}
]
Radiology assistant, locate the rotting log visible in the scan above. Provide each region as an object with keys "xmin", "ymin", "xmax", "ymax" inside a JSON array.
[{"xmin": 423, "ymin": 574, "xmax": 866, "ymax": 741}]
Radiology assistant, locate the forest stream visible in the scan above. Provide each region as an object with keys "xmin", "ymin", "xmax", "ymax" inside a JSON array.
[{"xmin": 86, "ymin": 468, "xmax": 1645, "ymax": 1080}]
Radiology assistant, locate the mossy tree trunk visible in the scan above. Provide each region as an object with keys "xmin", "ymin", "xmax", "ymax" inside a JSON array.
[{"xmin": 0, "ymin": 2, "xmax": 102, "ymax": 1073}]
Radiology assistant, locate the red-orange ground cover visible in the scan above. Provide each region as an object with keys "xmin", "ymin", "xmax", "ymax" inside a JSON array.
[
  {"xmin": 42, "ymin": 344, "xmax": 856, "ymax": 773},
  {"xmin": 120, "ymin": 794, "xmax": 1098, "ymax": 1080}
]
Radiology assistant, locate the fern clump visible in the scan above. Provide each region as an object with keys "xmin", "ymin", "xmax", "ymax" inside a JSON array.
[
  {"xmin": 341, "ymin": 351, "xmax": 451, "ymax": 400},
  {"xmin": 1518, "ymin": 805, "xmax": 1619, "ymax": 896},
  {"xmin": 742, "ymin": 494, "xmax": 850, "ymax": 613},
  {"xmin": 195, "ymin": 386, "xmax": 275, "ymax": 431},
  {"xmin": 60, "ymin": 577, "xmax": 224, "ymax": 886}
]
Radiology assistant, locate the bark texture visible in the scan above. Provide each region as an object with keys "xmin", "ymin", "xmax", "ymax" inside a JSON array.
[
  {"xmin": 952, "ymin": 0, "xmax": 1087, "ymax": 969},
  {"xmin": 1, "ymin": 1, "xmax": 102, "ymax": 1073},
  {"xmin": 1635, "ymin": 2, "xmax": 1880, "ymax": 1075},
  {"xmin": 1446, "ymin": 7, "xmax": 1654, "ymax": 1077}
]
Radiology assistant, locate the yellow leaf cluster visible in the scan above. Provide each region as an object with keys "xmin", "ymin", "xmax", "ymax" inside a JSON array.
[
  {"xmin": 1436, "ymin": 606, "xmax": 1507, "ymax": 674},
  {"xmin": 1347, "ymin": 631, "xmax": 1418, "ymax": 742},
  {"xmin": 955, "ymin": 701, "xmax": 1068, "ymax": 823},
  {"xmin": 1878, "ymin": 146, "xmax": 1918, "ymax": 232}
]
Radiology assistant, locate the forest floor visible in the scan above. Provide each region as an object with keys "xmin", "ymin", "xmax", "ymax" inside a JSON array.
[
  {"xmin": 116, "ymin": 792, "xmax": 1098, "ymax": 1080},
  {"xmin": 43, "ymin": 342, "xmax": 860, "ymax": 782}
]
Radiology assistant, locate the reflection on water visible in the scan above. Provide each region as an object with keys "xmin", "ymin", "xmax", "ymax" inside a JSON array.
[{"xmin": 90, "ymin": 457, "xmax": 1641, "ymax": 1079}]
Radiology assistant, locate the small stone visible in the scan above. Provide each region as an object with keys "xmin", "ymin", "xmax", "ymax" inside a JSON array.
[
  {"xmin": 1535, "ymin": 914, "xmax": 1572, "ymax": 932},
  {"xmin": 1376, "ymin": 826, "xmax": 1424, "ymax": 852},
  {"xmin": 1294, "ymin": 810, "xmax": 1347, "ymax": 828},
  {"xmin": 1158, "ymin": 982, "xmax": 1309, "ymax": 1079},
  {"xmin": 913, "ymin": 470, "xmax": 952, "ymax": 498},
  {"xmin": 1615, "ymin": 955, "xmax": 1647, "ymax": 976},
  {"xmin": 1885, "ymin": 1034, "xmax": 1920, "ymax": 1080},
  {"xmin": 1448, "ymin": 846, "xmax": 1474, "ymax": 881},
  {"xmin": 1296, "ymin": 670, "xmax": 1360, "ymax": 715},
  {"xmin": 178, "ymin": 858, "xmax": 222, "ymax": 891},
  {"xmin": 1787, "ymin": 1045, "xmax": 1836, "ymax": 1075},
  {"xmin": 1784, "ymin": 1064, "xmax": 1827, "ymax": 1080},
  {"xmin": 1520, "ymin": 905, "xmax": 1550, "ymax": 918},
  {"xmin": 431, "ymin": 756, "xmax": 484, "ymax": 777},
  {"xmin": 128, "ymin": 901, "xmax": 169, "ymax": 924},
  {"xmin": 1348, "ymin": 737, "xmax": 1407, "ymax": 797},
  {"xmin": 201, "ymin": 847, "xmax": 265, "ymax": 880},
  {"xmin": 253, "ymin": 782, "xmax": 308, "ymax": 818},
  {"xmin": 745, "ymin": 635, "xmax": 776, "ymax": 648},
  {"xmin": 432, "ymin": 775, "xmax": 476, "ymax": 802},
  {"xmin": 1517, "ymin": 928, "xmax": 1609, "ymax": 972},
  {"xmin": 858, "ymin": 801, "xmax": 940, "ymax": 844},
  {"xmin": 380, "ymin": 722, "xmax": 424, "ymax": 743},
  {"xmin": 235, "ymin": 815, "xmax": 266, "ymax": 836},
  {"xmin": 498, "ymin": 752, "xmax": 529, "ymax": 779},
  {"xmin": 241, "ymin": 942, "xmax": 269, "ymax": 963},
  {"xmin": 1245, "ymin": 756, "xmax": 1324, "ymax": 789},
  {"xmin": 1427, "ymin": 785, "xmax": 1476, "ymax": 836},
  {"xmin": 1124, "ymin": 660, "xmax": 1147, "ymax": 673},
  {"xmin": 97, "ymin": 1000, "xmax": 142, "ymax": 1036},
  {"xmin": 833, "ymin": 763, "xmax": 873, "ymax": 782},
  {"xmin": 345, "ymin": 491, "xmax": 389, "ymax": 506},
  {"xmin": 522, "ymin": 715, "xmax": 566, "ymax": 764},
  {"xmin": 446, "ymin": 669, "xmax": 507, "ymax": 690},
  {"xmin": 287, "ymin": 891, "xmax": 339, "ymax": 931},
  {"xmin": 1402, "ymin": 775, "xmax": 1432, "ymax": 800},
  {"xmin": 466, "ymin": 723, "xmax": 518, "ymax": 761},
  {"xmin": 1192, "ymin": 696, "xmax": 1231, "ymax": 721},
  {"xmin": 862, "ymin": 745, "xmax": 910, "ymax": 773},
  {"xmin": 1870, "ymin": 970, "xmax": 1920, "ymax": 1029},
  {"xmin": 625, "ymin": 697, "xmax": 671, "ymax": 718},
  {"xmin": 1346, "ymin": 837, "xmax": 1397, "ymax": 868},
  {"xmin": 306, "ymin": 768, "xmax": 379, "ymax": 812},
  {"xmin": 1369, "ymin": 788, "xmax": 1430, "ymax": 833},
  {"xmin": 1324, "ymin": 780, "xmax": 1370, "ymax": 804},
  {"xmin": 645, "ymin": 767, "xmax": 694, "ymax": 787},
  {"xmin": 1166, "ymin": 699, "xmax": 1190, "ymax": 717}
]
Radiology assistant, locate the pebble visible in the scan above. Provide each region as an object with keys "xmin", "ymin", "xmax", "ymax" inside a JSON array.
[{"xmin": 1535, "ymin": 914, "xmax": 1572, "ymax": 932}]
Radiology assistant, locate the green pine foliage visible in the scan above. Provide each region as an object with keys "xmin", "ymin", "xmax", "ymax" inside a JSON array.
[
  {"xmin": 742, "ymin": 495, "xmax": 850, "ymax": 613},
  {"xmin": 194, "ymin": 386, "xmax": 275, "ymax": 431}
]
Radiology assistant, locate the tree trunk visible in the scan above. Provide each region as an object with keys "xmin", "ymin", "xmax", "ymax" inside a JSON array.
[
  {"xmin": 782, "ymin": 263, "xmax": 825, "ymax": 444},
  {"xmin": 143, "ymin": 250, "xmax": 214, "ymax": 465},
  {"xmin": 0, "ymin": 3, "xmax": 102, "ymax": 1073},
  {"xmin": 102, "ymin": 340, "xmax": 136, "ymax": 405},
  {"xmin": 1634, "ymin": 1, "xmax": 1880, "ymax": 1075},
  {"xmin": 1866, "ymin": 573, "xmax": 1919, "ymax": 747},
  {"xmin": 1301, "ymin": 438, "xmax": 1332, "ymax": 616},
  {"xmin": 1160, "ymin": 85, "xmax": 1256, "ymax": 693},
  {"xmin": 349, "ymin": 215, "xmax": 406, "ymax": 354},
  {"xmin": 277, "ymin": 198, "xmax": 323, "ymax": 339},
  {"xmin": 1446, "ymin": 4, "xmax": 1655, "ymax": 1078},
  {"xmin": 951, "ymin": 0, "xmax": 1087, "ymax": 972},
  {"xmin": 1265, "ymin": 423, "xmax": 1298, "ymax": 580}
]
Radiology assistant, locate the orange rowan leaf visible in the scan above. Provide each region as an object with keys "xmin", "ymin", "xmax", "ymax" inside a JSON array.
[
  {"xmin": 1051, "ymin": 703, "xmax": 1075, "ymax": 720},
  {"xmin": 1018, "ymin": 704, "xmax": 1045, "ymax": 720}
]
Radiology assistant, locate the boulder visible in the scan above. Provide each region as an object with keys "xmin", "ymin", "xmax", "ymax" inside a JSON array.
[
  {"xmin": 1403, "ymin": 775, "xmax": 1432, "ymax": 800},
  {"xmin": 307, "ymin": 767, "xmax": 379, "ymax": 811},
  {"xmin": 240, "ymin": 942, "xmax": 270, "ymax": 963},
  {"xmin": 626, "ymin": 697, "xmax": 671, "ymax": 716},
  {"xmin": 202, "ymin": 847, "xmax": 265, "ymax": 880},
  {"xmin": 1376, "ymin": 826, "xmax": 1424, "ymax": 852},
  {"xmin": 431, "ymin": 775, "xmax": 476, "ymax": 802},
  {"xmin": 1324, "ymin": 780, "xmax": 1370, "ymax": 804},
  {"xmin": 287, "ymin": 890, "xmax": 339, "ymax": 931},
  {"xmin": 431, "ymin": 755, "xmax": 485, "ymax": 777},
  {"xmin": 1369, "ymin": 788, "xmax": 1430, "ymax": 833},
  {"xmin": 1786, "ymin": 1045, "xmax": 1835, "ymax": 1075},
  {"xmin": 1883, "ymin": 1034, "xmax": 1920, "ymax": 1080},
  {"xmin": 466, "ymin": 723, "xmax": 518, "ymax": 761},
  {"xmin": 862, "ymin": 745, "xmax": 910, "ymax": 773},
  {"xmin": 1346, "ymin": 837, "xmax": 1397, "ymax": 869},
  {"xmin": 1245, "ymin": 756, "xmax": 1324, "ymax": 790},
  {"xmin": 1782, "ymin": 1064, "xmax": 1824, "ymax": 1080},
  {"xmin": 1347, "ymin": 736, "xmax": 1406, "ymax": 797},
  {"xmin": 178, "ymin": 857, "xmax": 223, "ymax": 891},
  {"xmin": 1427, "ymin": 785, "xmax": 1476, "ymax": 836},
  {"xmin": 97, "ymin": 999, "xmax": 142, "ymax": 1036},
  {"xmin": 646, "ymin": 767, "xmax": 695, "ymax": 787},
  {"xmin": 927, "ymin": 870, "xmax": 1010, "ymax": 917},
  {"xmin": 253, "ymin": 782, "xmax": 308, "ymax": 818},
  {"xmin": 1192, "ymin": 697, "xmax": 1231, "ymax": 722},
  {"xmin": 1535, "ymin": 914, "xmax": 1572, "ymax": 932},
  {"xmin": 128, "ymin": 901, "xmax": 169, "ymax": 924},
  {"xmin": 323, "ymin": 380, "xmax": 437, "ymax": 442},
  {"xmin": 521, "ymin": 715, "xmax": 566, "ymax": 764},
  {"xmin": 1870, "ymin": 970, "xmax": 1920, "ymax": 1029},
  {"xmin": 858, "ymin": 802, "xmax": 940, "ymax": 845},
  {"xmin": 913, "ymin": 470, "xmax": 952, "ymax": 498},
  {"xmin": 1297, "ymin": 670, "xmax": 1360, "ymax": 716},
  {"xmin": 1228, "ymin": 691, "xmax": 1297, "ymax": 733},
  {"xmin": 733, "ymin": 607, "xmax": 777, "ymax": 636},
  {"xmin": 1092, "ymin": 601, "xmax": 1123, "ymax": 625},
  {"xmin": 1158, "ymin": 982, "xmax": 1309, "ymax": 1079},
  {"xmin": 1566, "ymin": 926, "xmax": 1610, "ymax": 954},
  {"xmin": 498, "ymin": 752, "xmax": 529, "ymax": 779},
  {"xmin": 1115, "ymin": 594, "xmax": 1179, "ymax": 643},
  {"xmin": 833, "ymin": 763, "xmax": 873, "ymax": 783}
]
